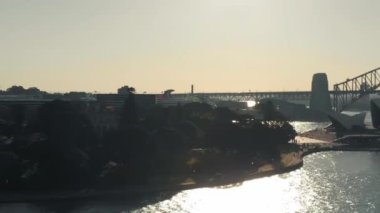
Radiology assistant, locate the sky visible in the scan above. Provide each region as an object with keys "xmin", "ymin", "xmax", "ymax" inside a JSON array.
[{"xmin": 1, "ymin": 0, "xmax": 380, "ymax": 93}]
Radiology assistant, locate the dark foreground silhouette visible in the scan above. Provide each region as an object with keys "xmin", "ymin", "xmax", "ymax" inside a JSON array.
[{"xmin": 0, "ymin": 90, "xmax": 297, "ymax": 199}]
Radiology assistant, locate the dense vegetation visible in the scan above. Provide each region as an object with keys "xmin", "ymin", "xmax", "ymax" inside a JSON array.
[
  {"xmin": 0, "ymin": 85, "xmax": 91, "ymax": 100},
  {"xmin": 0, "ymin": 93, "xmax": 297, "ymax": 190}
]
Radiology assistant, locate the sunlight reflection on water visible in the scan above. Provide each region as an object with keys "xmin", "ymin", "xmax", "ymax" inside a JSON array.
[
  {"xmin": 136, "ymin": 172, "xmax": 303, "ymax": 213},
  {"xmin": 290, "ymin": 121, "xmax": 330, "ymax": 134},
  {"xmin": 133, "ymin": 152, "xmax": 380, "ymax": 213}
]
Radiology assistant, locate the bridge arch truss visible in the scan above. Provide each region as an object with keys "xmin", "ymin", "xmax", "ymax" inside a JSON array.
[{"xmin": 333, "ymin": 67, "xmax": 380, "ymax": 111}]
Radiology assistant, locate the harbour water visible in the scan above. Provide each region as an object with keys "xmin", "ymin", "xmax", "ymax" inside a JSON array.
[
  {"xmin": 290, "ymin": 121, "xmax": 330, "ymax": 134},
  {"xmin": 132, "ymin": 151, "xmax": 380, "ymax": 213}
]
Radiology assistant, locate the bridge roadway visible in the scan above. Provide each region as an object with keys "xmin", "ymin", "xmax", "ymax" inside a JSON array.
[{"xmin": 173, "ymin": 91, "xmax": 326, "ymax": 102}]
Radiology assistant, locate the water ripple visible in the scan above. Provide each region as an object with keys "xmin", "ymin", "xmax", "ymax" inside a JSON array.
[{"xmin": 132, "ymin": 152, "xmax": 380, "ymax": 213}]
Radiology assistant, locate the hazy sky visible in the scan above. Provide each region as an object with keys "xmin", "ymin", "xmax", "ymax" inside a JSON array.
[{"xmin": 1, "ymin": 0, "xmax": 379, "ymax": 93}]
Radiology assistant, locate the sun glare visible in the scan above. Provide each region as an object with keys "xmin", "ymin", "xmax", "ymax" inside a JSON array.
[
  {"xmin": 138, "ymin": 172, "xmax": 303, "ymax": 213},
  {"xmin": 247, "ymin": 100, "xmax": 256, "ymax": 107}
]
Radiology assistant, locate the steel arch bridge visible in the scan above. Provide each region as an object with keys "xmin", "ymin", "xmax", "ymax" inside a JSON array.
[
  {"xmin": 173, "ymin": 91, "xmax": 312, "ymax": 104},
  {"xmin": 171, "ymin": 67, "xmax": 380, "ymax": 111},
  {"xmin": 333, "ymin": 67, "xmax": 380, "ymax": 111}
]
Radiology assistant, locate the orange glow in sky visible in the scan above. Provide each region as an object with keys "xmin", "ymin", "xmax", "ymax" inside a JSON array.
[{"xmin": 1, "ymin": 0, "xmax": 379, "ymax": 93}]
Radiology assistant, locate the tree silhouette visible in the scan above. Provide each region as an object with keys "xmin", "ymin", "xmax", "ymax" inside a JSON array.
[
  {"xmin": 118, "ymin": 86, "xmax": 136, "ymax": 95},
  {"xmin": 36, "ymin": 100, "xmax": 95, "ymax": 187},
  {"xmin": 119, "ymin": 92, "xmax": 138, "ymax": 128},
  {"xmin": 10, "ymin": 104, "xmax": 26, "ymax": 129},
  {"xmin": 6, "ymin": 86, "xmax": 25, "ymax": 95}
]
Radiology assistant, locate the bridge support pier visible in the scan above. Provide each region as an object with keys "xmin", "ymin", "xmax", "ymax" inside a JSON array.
[{"xmin": 310, "ymin": 73, "xmax": 332, "ymax": 111}]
